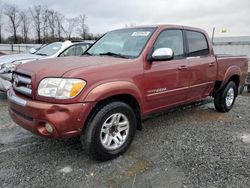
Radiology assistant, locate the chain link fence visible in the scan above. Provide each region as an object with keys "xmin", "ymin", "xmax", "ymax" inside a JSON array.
[{"xmin": 0, "ymin": 44, "xmax": 42, "ymax": 54}]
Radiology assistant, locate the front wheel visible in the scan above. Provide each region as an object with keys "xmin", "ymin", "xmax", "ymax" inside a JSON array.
[
  {"xmin": 214, "ymin": 81, "xmax": 237, "ymax": 112},
  {"xmin": 80, "ymin": 101, "xmax": 137, "ymax": 161}
]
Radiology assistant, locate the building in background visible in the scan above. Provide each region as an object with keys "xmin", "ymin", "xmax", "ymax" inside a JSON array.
[{"xmin": 213, "ymin": 36, "xmax": 250, "ymax": 71}]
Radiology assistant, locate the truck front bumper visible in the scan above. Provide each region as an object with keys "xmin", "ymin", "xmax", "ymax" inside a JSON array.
[
  {"xmin": 7, "ymin": 88, "xmax": 95, "ymax": 139},
  {"xmin": 0, "ymin": 73, "xmax": 12, "ymax": 92}
]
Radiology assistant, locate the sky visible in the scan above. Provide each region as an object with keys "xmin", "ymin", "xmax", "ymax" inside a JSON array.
[{"xmin": 1, "ymin": 0, "xmax": 250, "ymax": 37}]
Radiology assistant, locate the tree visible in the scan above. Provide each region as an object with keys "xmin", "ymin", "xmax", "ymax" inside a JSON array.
[
  {"xmin": 40, "ymin": 8, "xmax": 64, "ymax": 43},
  {"xmin": 0, "ymin": 3, "xmax": 94, "ymax": 43},
  {"xmin": 4, "ymin": 3, "xmax": 21, "ymax": 43},
  {"xmin": 20, "ymin": 10, "xmax": 30, "ymax": 43},
  {"xmin": 47, "ymin": 9, "xmax": 56, "ymax": 40},
  {"xmin": 62, "ymin": 17, "xmax": 78, "ymax": 39},
  {"xmin": 6, "ymin": 35, "xmax": 23, "ymax": 44},
  {"xmin": 55, "ymin": 12, "xmax": 64, "ymax": 41},
  {"xmin": 41, "ymin": 7, "xmax": 49, "ymax": 43},
  {"xmin": 77, "ymin": 14, "xmax": 88, "ymax": 40},
  {"xmin": 30, "ymin": 5, "xmax": 43, "ymax": 43}
]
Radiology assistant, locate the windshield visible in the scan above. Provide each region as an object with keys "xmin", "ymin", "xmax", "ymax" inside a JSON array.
[
  {"xmin": 35, "ymin": 42, "xmax": 62, "ymax": 56},
  {"xmin": 87, "ymin": 28, "xmax": 155, "ymax": 58}
]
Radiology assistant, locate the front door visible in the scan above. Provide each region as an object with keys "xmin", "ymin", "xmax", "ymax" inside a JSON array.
[{"xmin": 143, "ymin": 29, "xmax": 190, "ymax": 113}]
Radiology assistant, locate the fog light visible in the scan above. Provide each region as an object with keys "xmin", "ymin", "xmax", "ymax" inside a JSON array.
[{"xmin": 45, "ymin": 123, "xmax": 53, "ymax": 133}]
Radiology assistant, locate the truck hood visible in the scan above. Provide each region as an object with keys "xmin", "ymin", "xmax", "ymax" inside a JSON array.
[
  {"xmin": 0, "ymin": 53, "xmax": 43, "ymax": 65},
  {"xmin": 16, "ymin": 56, "xmax": 131, "ymax": 80}
]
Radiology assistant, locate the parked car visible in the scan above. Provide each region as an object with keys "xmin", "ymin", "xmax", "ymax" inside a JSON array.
[
  {"xmin": 245, "ymin": 72, "xmax": 250, "ymax": 92},
  {"xmin": 239, "ymin": 72, "xmax": 250, "ymax": 94},
  {"xmin": 0, "ymin": 40, "xmax": 94, "ymax": 92},
  {"xmin": 24, "ymin": 44, "xmax": 47, "ymax": 54},
  {"xmin": 7, "ymin": 25, "xmax": 248, "ymax": 160}
]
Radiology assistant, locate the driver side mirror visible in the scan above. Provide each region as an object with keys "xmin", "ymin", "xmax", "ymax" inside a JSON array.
[
  {"xmin": 149, "ymin": 48, "xmax": 174, "ymax": 62},
  {"xmin": 29, "ymin": 48, "xmax": 37, "ymax": 54}
]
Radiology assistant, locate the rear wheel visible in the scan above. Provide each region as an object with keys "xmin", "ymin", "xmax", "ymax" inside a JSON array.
[
  {"xmin": 214, "ymin": 81, "xmax": 237, "ymax": 112},
  {"xmin": 247, "ymin": 86, "xmax": 250, "ymax": 93},
  {"xmin": 80, "ymin": 101, "xmax": 137, "ymax": 161}
]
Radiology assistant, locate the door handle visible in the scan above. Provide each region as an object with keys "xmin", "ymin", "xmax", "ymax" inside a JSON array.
[
  {"xmin": 208, "ymin": 62, "xmax": 216, "ymax": 67},
  {"xmin": 178, "ymin": 65, "xmax": 188, "ymax": 70}
]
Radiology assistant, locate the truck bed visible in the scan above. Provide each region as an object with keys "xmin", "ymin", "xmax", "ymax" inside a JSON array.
[
  {"xmin": 216, "ymin": 54, "xmax": 250, "ymax": 70},
  {"xmin": 215, "ymin": 54, "xmax": 248, "ymax": 85}
]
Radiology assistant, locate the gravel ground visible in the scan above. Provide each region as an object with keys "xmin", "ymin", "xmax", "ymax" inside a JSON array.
[{"xmin": 0, "ymin": 90, "xmax": 250, "ymax": 188}]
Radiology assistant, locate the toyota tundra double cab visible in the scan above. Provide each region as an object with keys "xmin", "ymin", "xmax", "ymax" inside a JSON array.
[{"xmin": 7, "ymin": 25, "xmax": 248, "ymax": 160}]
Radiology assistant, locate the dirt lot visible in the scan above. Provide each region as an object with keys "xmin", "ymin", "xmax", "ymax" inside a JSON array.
[{"xmin": 0, "ymin": 91, "xmax": 250, "ymax": 188}]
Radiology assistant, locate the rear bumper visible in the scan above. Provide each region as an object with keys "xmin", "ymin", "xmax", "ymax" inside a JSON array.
[{"xmin": 7, "ymin": 88, "xmax": 95, "ymax": 139}]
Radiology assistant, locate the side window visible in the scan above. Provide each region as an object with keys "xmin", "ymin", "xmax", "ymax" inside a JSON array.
[
  {"xmin": 60, "ymin": 45, "xmax": 77, "ymax": 57},
  {"xmin": 60, "ymin": 44, "xmax": 88, "ymax": 57},
  {"xmin": 76, "ymin": 44, "xmax": 89, "ymax": 55},
  {"xmin": 186, "ymin": 31, "xmax": 209, "ymax": 56},
  {"xmin": 74, "ymin": 45, "xmax": 85, "ymax": 56},
  {"xmin": 154, "ymin": 30, "xmax": 184, "ymax": 57}
]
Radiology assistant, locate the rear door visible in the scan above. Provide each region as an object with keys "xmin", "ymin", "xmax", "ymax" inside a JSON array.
[
  {"xmin": 184, "ymin": 30, "xmax": 217, "ymax": 100},
  {"xmin": 143, "ymin": 29, "xmax": 190, "ymax": 112}
]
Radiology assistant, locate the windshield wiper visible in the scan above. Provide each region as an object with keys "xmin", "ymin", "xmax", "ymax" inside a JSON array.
[
  {"xmin": 82, "ymin": 51, "xmax": 92, "ymax": 56},
  {"xmin": 36, "ymin": 53, "xmax": 48, "ymax": 56},
  {"xmin": 99, "ymin": 52, "xmax": 128, "ymax": 59}
]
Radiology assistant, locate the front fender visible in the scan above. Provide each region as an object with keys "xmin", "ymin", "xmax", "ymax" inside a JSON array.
[{"xmin": 84, "ymin": 81, "xmax": 143, "ymax": 106}]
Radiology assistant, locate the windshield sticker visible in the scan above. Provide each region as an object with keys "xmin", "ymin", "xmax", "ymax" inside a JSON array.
[
  {"xmin": 52, "ymin": 47, "xmax": 60, "ymax": 50},
  {"xmin": 132, "ymin": 31, "xmax": 150, "ymax": 37}
]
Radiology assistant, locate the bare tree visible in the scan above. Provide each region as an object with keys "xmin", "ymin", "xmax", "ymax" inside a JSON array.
[
  {"xmin": 41, "ymin": 7, "xmax": 49, "ymax": 43},
  {"xmin": 20, "ymin": 10, "xmax": 30, "ymax": 43},
  {"xmin": 55, "ymin": 12, "xmax": 64, "ymax": 41},
  {"xmin": 0, "ymin": 3, "xmax": 94, "ymax": 43},
  {"xmin": 77, "ymin": 14, "xmax": 88, "ymax": 39},
  {"xmin": 62, "ymin": 17, "xmax": 78, "ymax": 39},
  {"xmin": 48, "ymin": 9, "xmax": 56, "ymax": 40},
  {"xmin": 4, "ymin": 3, "xmax": 21, "ymax": 43},
  {"xmin": 30, "ymin": 5, "xmax": 43, "ymax": 43}
]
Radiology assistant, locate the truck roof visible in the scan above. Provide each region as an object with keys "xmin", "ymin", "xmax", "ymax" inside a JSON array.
[{"xmin": 120, "ymin": 24, "xmax": 207, "ymax": 34}]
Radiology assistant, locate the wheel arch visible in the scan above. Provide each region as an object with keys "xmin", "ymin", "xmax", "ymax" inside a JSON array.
[
  {"xmin": 83, "ymin": 81, "xmax": 143, "ymax": 130},
  {"xmin": 222, "ymin": 66, "xmax": 241, "ymax": 88},
  {"xmin": 213, "ymin": 65, "xmax": 241, "ymax": 96},
  {"xmin": 84, "ymin": 81, "xmax": 143, "ymax": 104},
  {"xmin": 213, "ymin": 74, "xmax": 240, "ymax": 97}
]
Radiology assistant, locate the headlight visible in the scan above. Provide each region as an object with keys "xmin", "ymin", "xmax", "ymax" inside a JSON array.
[
  {"xmin": 38, "ymin": 78, "xmax": 86, "ymax": 99},
  {"xmin": 1, "ymin": 61, "xmax": 22, "ymax": 72}
]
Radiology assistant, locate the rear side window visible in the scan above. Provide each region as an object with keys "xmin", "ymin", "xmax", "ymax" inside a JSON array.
[{"xmin": 186, "ymin": 31, "xmax": 209, "ymax": 56}]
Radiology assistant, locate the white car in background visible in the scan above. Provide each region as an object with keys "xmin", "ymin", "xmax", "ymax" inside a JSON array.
[{"xmin": 0, "ymin": 40, "xmax": 94, "ymax": 92}]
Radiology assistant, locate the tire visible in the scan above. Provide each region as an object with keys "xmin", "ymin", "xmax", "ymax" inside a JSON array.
[
  {"xmin": 247, "ymin": 86, "xmax": 250, "ymax": 93},
  {"xmin": 80, "ymin": 101, "xmax": 137, "ymax": 161},
  {"xmin": 214, "ymin": 81, "xmax": 237, "ymax": 112}
]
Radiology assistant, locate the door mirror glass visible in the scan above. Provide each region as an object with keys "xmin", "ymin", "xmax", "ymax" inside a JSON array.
[{"xmin": 152, "ymin": 48, "xmax": 174, "ymax": 61}]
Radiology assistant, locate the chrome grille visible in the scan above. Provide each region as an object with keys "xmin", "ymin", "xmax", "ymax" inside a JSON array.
[{"xmin": 13, "ymin": 72, "xmax": 32, "ymax": 97}]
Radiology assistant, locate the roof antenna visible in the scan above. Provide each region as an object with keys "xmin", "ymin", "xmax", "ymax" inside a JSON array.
[{"xmin": 211, "ymin": 27, "xmax": 215, "ymax": 45}]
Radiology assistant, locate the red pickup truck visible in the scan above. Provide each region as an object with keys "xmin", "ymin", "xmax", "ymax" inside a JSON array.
[{"xmin": 7, "ymin": 25, "xmax": 248, "ymax": 160}]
